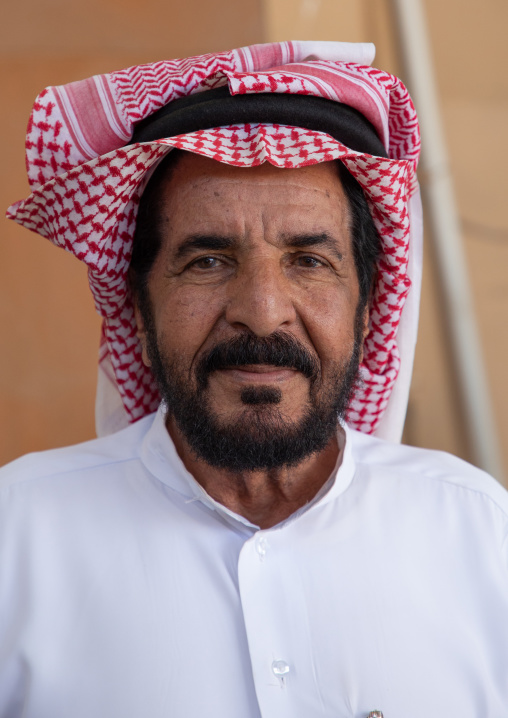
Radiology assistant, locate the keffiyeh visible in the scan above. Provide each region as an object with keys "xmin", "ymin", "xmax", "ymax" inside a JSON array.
[{"xmin": 6, "ymin": 41, "xmax": 422, "ymax": 440}]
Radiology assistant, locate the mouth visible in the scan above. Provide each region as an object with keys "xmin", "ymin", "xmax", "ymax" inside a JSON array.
[
  {"xmin": 195, "ymin": 332, "xmax": 320, "ymax": 392},
  {"xmin": 217, "ymin": 364, "xmax": 298, "ymax": 384}
]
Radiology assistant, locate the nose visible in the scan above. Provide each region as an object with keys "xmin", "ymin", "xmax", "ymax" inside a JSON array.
[{"xmin": 225, "ymin": 258, "xmax": 297, "ymax": 337}]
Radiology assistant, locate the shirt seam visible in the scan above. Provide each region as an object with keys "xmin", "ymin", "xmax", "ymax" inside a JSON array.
[
  {"xmin": 0, "ymin": 454, "xmax": 142, "ymax": 498},
  {"xmin": 358, "ymin": 460, "xmax": 508, "ymax": 528}
]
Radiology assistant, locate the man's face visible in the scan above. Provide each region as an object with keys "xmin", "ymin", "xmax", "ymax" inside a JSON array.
[{"xmin": 135, "ymin": 153, "xmax": 368, "ymax": 471}]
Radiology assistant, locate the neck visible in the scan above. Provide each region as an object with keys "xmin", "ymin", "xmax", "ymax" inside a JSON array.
[{"xmin": 166, "ymin": 416, "xmax": 343, "ymax": 529}]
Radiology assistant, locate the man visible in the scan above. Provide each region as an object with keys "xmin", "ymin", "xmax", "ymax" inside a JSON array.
[{"xmin": 1, "ymin": 41, "xmax": 508, "ymax": 718}]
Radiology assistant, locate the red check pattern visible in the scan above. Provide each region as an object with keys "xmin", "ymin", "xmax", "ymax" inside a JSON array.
[{"xmin": 7, "ymin": 42, "xmax": 420, "ymax": 435}]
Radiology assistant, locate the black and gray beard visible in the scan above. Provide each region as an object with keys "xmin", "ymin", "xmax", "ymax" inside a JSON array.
[{"xmin": 144, "ymin": 319, "xmax": 363, "ymax": 472}]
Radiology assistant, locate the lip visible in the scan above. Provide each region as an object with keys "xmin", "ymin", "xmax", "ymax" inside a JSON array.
[{"xmin": 216, "ymin": 365, "xmax": 298, "ymax": 384}]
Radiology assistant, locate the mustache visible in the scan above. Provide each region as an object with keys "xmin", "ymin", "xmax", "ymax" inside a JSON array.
[{"xmin": 195, "ymin": 332, "xmax": 320, "ymax": 387}]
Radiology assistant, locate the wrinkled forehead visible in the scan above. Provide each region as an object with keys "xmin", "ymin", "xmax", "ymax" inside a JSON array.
[
  {"xmin": 157, "ymin": 150, "xmax": 347, "ymax": 199},
  {"xmin": 141, "ymin": 150, "xmax": 352, "ymax": 243}
]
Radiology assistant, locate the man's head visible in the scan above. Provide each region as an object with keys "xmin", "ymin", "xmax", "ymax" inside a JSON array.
[
  {"xmin": 8, "ymin": 41, "xmax": 420, "ymax": 440},
  {"xmin": 130, "ymin": 152, "xmax": 380, "ymax": 471}
]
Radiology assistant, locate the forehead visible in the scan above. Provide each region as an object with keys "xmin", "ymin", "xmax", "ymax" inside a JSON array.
[{"xmin": 156, "ymin": 152, "xmax": 350, "ymax": 238}]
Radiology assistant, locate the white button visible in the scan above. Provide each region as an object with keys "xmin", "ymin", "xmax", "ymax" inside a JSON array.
[
  {"xmin": 271, "ymin": 659, "xmax": 290, "ymax": 677},
  {"xmin": 255, "ymin": 535, "xmax": 269, "ymax": 558}
]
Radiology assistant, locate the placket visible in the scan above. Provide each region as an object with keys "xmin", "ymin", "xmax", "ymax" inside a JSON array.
[{"xmin": 238, "ymin": 525, "xmax": 324, "ymax": 718}]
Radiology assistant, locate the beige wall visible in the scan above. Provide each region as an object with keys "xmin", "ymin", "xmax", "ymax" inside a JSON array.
[{"xmin": 2, "ymin": 0, "xmax": 507, "ymax": 484}]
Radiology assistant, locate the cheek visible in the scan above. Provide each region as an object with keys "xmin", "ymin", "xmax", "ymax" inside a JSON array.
[
  {"xmin": 298, "ymin": 285, "xmax": 359, "ymax": 361},
  {"xmin": 153, "ymin": 287, "xmax": 225, "ymax": 351}
]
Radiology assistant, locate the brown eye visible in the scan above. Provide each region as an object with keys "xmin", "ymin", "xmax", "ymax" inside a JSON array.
[
  {"xmin": 297, "ymin": 255, "xmax": 324, "ymax": 268},
  {"xmin": 192, "ymin": 256, "xmax": 222, "ymax": 269}
]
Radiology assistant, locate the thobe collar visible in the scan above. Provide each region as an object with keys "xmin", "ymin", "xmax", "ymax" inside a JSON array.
[{"xmin": 140, "ymin": 404, "xmax": 357, "ymax": 533}]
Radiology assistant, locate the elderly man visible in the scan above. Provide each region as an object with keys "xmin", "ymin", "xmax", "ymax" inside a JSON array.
[{"xmin": 1, "ymin": 42, "xmax": 508, "ymax": 718}]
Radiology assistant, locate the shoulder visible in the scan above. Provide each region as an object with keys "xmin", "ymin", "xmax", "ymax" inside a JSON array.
[
  {"xmin": 0, "ymin": 413, "xmax": 156, "ymax": 495},
  {"xmin": 347, "ymin": 426, "xmax": 508, "ymax": 522}
]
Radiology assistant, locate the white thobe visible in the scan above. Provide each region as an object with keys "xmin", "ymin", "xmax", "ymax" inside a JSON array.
[{"xmin": 1, "ymin": 406, "xmax": 508, "ymax": 718}]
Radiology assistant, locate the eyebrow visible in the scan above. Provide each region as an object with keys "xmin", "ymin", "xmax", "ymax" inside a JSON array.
[
  {"xmin": 174, "ymin": 235, "xmax": 236, "ymax": 261},
  {"xmin": 283, "ymin": 233, "xmax": 344, "ymax": 261},
  {"xmin": 173, "ymin": 232, "xmax": 344, "ymax": 262}
]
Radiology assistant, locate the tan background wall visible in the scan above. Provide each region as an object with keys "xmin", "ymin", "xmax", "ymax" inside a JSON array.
[{"xmin": 2, "ymin": 0, "xmax": 507, "ymax": 485}]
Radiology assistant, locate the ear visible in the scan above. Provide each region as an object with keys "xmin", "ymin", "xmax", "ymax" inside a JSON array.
[
  {"xmin": 358, "ymin": 304, "xmax": 370, "ymax": 364},
  {"xmin": 128, "ymin": 268, "xmax": 153, "ymax": 369},
  {"xmin": 133, "ymin": 299, "xmax": 152, "ymax": 369}
]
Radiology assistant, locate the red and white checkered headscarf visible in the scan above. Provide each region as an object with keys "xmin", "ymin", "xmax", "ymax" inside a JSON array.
[{"xmin": 7, "ymin": 41, "xmax": 422, "ymax": 441}]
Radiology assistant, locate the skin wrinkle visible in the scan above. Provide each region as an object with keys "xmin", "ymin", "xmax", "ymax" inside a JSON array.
[{"xmin": 133, "ymin": 153, "xmax": 371, "ymax": 528}]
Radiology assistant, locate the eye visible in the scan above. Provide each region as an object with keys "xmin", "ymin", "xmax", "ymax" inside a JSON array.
[
  {"xmin": 190, "ymin": 256, "xmax": 223, "ymax": 270},
  {"xmin": 295, "ymin": 255, "xmax": 327, "ymax": 269}
]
